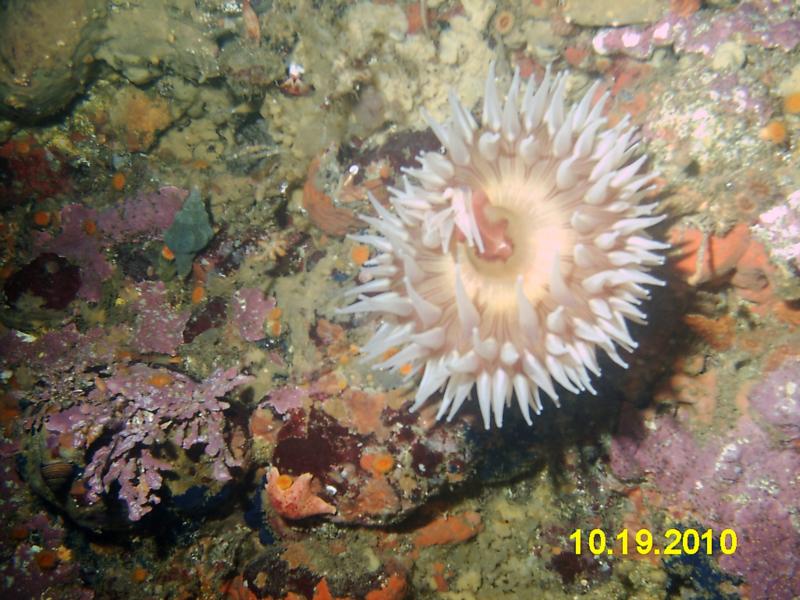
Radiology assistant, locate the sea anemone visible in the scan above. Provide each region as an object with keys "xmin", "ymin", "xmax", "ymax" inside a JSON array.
[{"xmin": 340, "ymin": 62, "xmax": 667, "ymax": 428}]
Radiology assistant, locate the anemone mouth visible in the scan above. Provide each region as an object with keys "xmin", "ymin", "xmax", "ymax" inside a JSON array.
[
  {"xmin": 461, "ymin": 204, "xmax": 522, "ymax": 278},
  {"xmin": 340, "ymin": 61, "xmax": 668, "ymax": 429},
  {"xmin": 459, "ymin": 177, "xmax": 576, "ymax": 309}
]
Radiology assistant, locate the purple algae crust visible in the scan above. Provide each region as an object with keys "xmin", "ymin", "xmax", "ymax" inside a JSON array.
[
  {"xmin": 96, "ymin": 186, "xmax": 187, "ymax": 242},
  {"xmin": 263, "ymin": 384, "xmax": 307, "ymax": 415},
  {"xmin": 592, "ymin": 2, "xmax": 800, "ymax": 60},
  {"xmin": 1, "ymin": 325, "xmax": 117, "ymax": 406},
  {"xmin": 748, "ymin": 356, "xmax": 800, "ymax": 442},
  {"xmin": 24, "ymin": 187, "xmax": 188, "ymax": 305},
  {"xmin": 0, "ymin": 512, "xmax": 92, "ymax": 600},
  {"xmin": 32, "ymin": 204, "xmax": 113, "ymax": 302},
  {"xmin": 753, "ymin": 190, "xmax": 800, "ymax": 272},
  {"xmin": 132, "ymin": 280, "xmax": 191, "ymax": 355},
  {"xmin": 45, "ymin": 364, "xmax": 253, "ymax": 521},
  {"xmin": 610, "ymin": 360, "xmax": 800, "ymax": 600},
  {"xmin": 231, "ymin": 287, "xmax": 275, "ymax": 342}
]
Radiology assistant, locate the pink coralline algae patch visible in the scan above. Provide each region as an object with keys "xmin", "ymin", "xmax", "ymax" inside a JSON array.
[
  {"xmin": 706, "ymin": 73, "xmax": 772, "ymax": 122},
  {"xmin": 1, "ymin": 325, "xmax": 117, "ymax": 405},
  {"xmin": 264, "ymin": 384, "xmax": 307, "ymax": 414},
  {"xmin": 45, "ymin": 364, "xmax": 253, "ymax": 521},
  {"xmin": 748, "ymin": 356, "xmax": 800, "ymax": 442},
  {"xmin": 132, "ymin": 281, "xmax": 190, "ymax": 354},
  {"xmin": 231, "ymin": 287, "xmax": 275, "ymax": 342},
  {"xmin": 28, "ymin": 187, "xmax": 188, "ymax": 303},
  {"xmin": 265, "ymin": 466, "xmax": 336, "ymax": 520},
  {"xmin": 0, "ymin": 510, "xmax": 90, "ymax": 599},
  {"xmin": 702, "ymin": 419, "xmax": 800, "ymax": 600},
  {"xmin": 753, "ymin": 190, "xmax": 800, "ymax": 272},
  {"xmin": 33, "ymin": 204, "xmax": 112, "ymax": 302},
  {"xmin": 260, "ymin": 374, "xmax": 353, "ymax": 416},
  {"xmin": 95, "ymin": 186, "xmax": 187, "ymax": 242},
  {"xmin": 609, "ymin": 407, "xmax": 691, "ymax": 485},
  {"xmin": 610, "ymin": 357, "xmax": 800, "ymax": 599},
  {"xmin": 593, "ymin": 2, "xmax": 800, "ymax": 60}
]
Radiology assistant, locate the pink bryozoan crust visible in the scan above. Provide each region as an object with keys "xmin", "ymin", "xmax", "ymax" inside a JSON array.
[{"xmin": 341, "ymin": 62, "xmax": 667, "ymax": 429}]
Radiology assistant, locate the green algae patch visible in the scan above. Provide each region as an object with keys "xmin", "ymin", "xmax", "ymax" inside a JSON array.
[{"xmin": 164, "ymin": 188, "xmax": 213, "ymax": 278}]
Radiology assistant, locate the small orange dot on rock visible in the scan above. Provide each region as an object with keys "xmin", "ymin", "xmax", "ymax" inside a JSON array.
[
  {"xmin": 116, "ymin": 350, "xmax": 134, "ymax": 363},
  {"xmin": 34, "ymin": 549, "xmax": 58, "ymax": 570},
  {"xmin": 191, "ymin": 285, "xmax": 205, "ymax": 304},
  {"xmin": 783, "ymin": 92, "xmax": 800, "ymax": 114},
  {"xmin": 759, "ymin": 120, "xmax": 787, "ymax": 144},
  {"xmin": 132, "ymin": 567, "xmax": 148, "ymax": 583},
  {"xmin": 399, "ymin": 363, "xmax": 413, "ymax": 376},
  {"xmin": 148, "ymin": 373, "xmax": 173, "ymax": 387},
  {"xmin": 161, "ymin": 245, "xmax": 175, "ymax": 261},
  {"xmin": 33, "ymin": 210, "xmax": 51, "ymax": 227},
  {"xmin": 276, "ymin": 474, "xmax": 294, "ymax": 490},
  {"xmin": 10, "ymin": 524, "xmax": 28, "ymax": 540},
  {"xmin": 83, "ymin": 219, "xmax": 97, "ymax": 235},
  {"xmin": 373, "ymin": 454, "xmax": 394, "ymax": 475},
  {"xmin": 111, "ymin": 172, "xmax": 126, "ymax": 191},
  {"xmin": 351, "ymin": 244, "xmax": 370, "ymax": 266}
]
